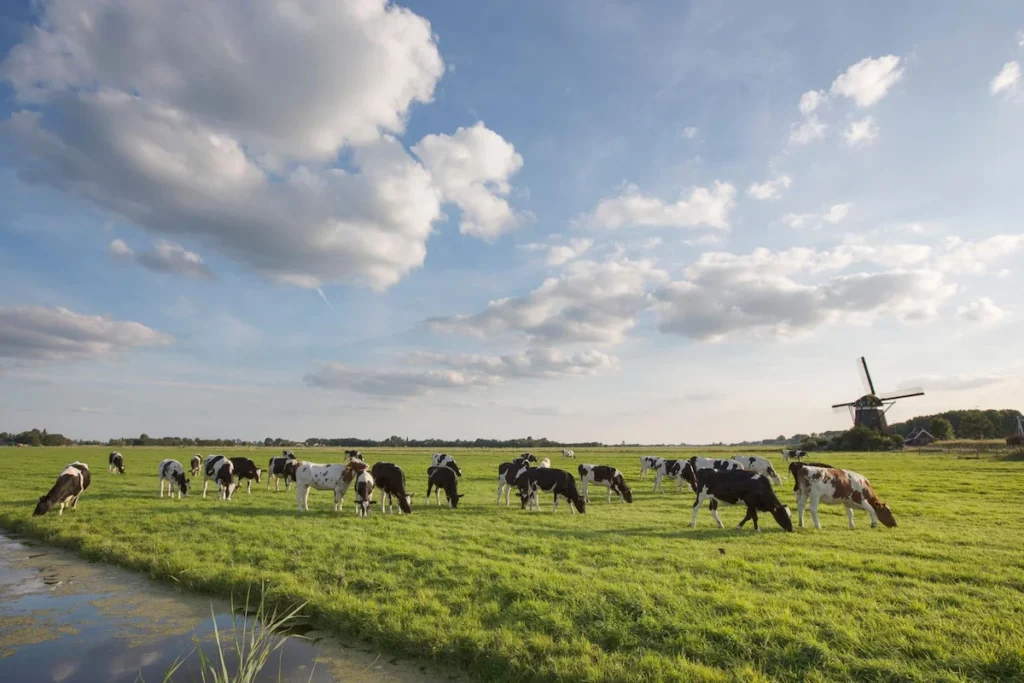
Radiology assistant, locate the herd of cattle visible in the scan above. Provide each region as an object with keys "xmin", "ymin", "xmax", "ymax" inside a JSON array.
[{"xmin": 31, "ymin": 448, "xmax": 898, "ymax": 531}]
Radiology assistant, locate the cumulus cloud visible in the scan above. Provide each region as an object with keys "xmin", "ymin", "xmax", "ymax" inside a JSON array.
[
  {"xmin": 412, "ymin": 122, "xmax": 524, "ymax": 241},
  {"xmin": 990, "ymin": 61, "xmax": 1021, "ymax": 96},
  {"xmin": 427, "ymin": 259, "xmax": 667, "ymax": 345},
  {"xmin": 789, "ymin": 115, "xmax": 826, "ymax": 145},
  {"xmin": 783, "ymin": 203, "xmax": 852, "ymax": 229},
  {"xmin": 0, "ymin": 0, "xmax": 523, "ymax": 290},
  {"xmin": 108, "ymin": 239, "xmax": 214, "ymax": 279},
  {"xmin": 843, "ymin": 116, "xmax": 879, "ymax": 147},
  {"xmin": 546, "ymin": 238, "xmax": 593, "ymax": 266},
  {"xmin": 588, "ymin": 182, "xmax": 736, "ymax": 230},
  {"xmin": 934, "ymin": 234, "xmax": 1024, "ymax": 274},
  {"xmin": 799, "ymin": 90, "xmax": 827, "ymax": 115},
  {"xmin": 747, "ymin": 175, "xmax": 792, "ymax": 200},
  {"xmin": 305, "ymin": 348, "xmax": 617, "ymax": 397},
  {"xmin": 682, "ymin": 126, "xmax": 699, "ymax": 139},
  {"xmin": 830, "ymin": 55, "xmax": 905, "ymax": 108},
  {"xmin": 0, "ymin": 305, "xmax": 173, "ymax": 361},
  {"xmin": 957, "ymin": 297, "xmax": 1007, "ymax": 323}
]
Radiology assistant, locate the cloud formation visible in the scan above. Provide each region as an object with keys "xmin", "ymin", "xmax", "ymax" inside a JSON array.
[
  {"xmin": 783, "ymin": 203, "xmax": 852, "ymax": 229},
  {"xmin": 588, "ymin": 182, "xmax": 736, "ymax": 230},
  {"xmin": 108, "ymin": 239, "xmax": 214, "ymax": 280},
  {"xmin": 957, "ymin": 297, "xmax": 1007, "ymax": 323},
  {"xmin": 747, "ymin": 175, "xmax": 792, "ymax": 200},
  {"xmin": 990, "ymin": 61, "xmax": 1021, "ymax": 96},
  {"xmin": 0, "ymin": 305, "xmax": 173, "ymax": 361},
  {"xmin": 830, "ymin": 55, "xmax": 905, "ymax": 107},
  {"xmin": 843, "ymin": 116, "xmax": 880, "ymax": 147}
]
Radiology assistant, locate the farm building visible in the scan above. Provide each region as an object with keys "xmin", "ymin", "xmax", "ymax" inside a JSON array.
[{"xmin": 903, "ymin": 429, "xmax": 936, "ymax": 447}]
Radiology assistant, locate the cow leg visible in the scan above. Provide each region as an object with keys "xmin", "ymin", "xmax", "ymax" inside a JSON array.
[
  {"xmin": 247, "ymin": 479, "xmax": 252, "ymax": 495},
  {"xmin": 159, "ymin": 480, "xmax": 165, "ymax": 498},
  {"xmin": 676, "ymin": 477, "xmax": 684, "ymax": 493},
  {"xmin": 689, "ymin": 493, "xmax": 707, "ymax": 527},
  {"xmin": 552, "ymin": 493, "xmax": 558, "ymax": 513},
  {"xmin": 709, "ymin": 500, "xmax": 724, "ymax": 529},
  {"xmin": 296, "ymin": 484, "xmax": 308, "ymax": 512},
  {"xmin": 797, "ymin": 489, "xmax": 806, "ymax": 528},
  {"xmin": 809, "ymin": 495, "xmax": 822, "ymax": 529},
  {"xmin": 856, "ymin": 500, "xmax": 878, "ymax": 528},
  {"xmin": 653, "ymin": 473, "xmax": 662, "ymax": 493},
  {"xmin": 846, "ymin": 506, "xmax": 856, "ymax": 529},
  {"xmin": 202, "ymin": 480, "xmax": 209, "ymax": 498},
  {"xmin": 580, "ymin": 480, "xmax": 587, "ymax": 503},
  {"xmin": 607, "ymin": 486, "xmax": 612, "ymax": 504},
  {"xmin": 496, "ymin": 480, "xmax": 505, "ymax": 506}
]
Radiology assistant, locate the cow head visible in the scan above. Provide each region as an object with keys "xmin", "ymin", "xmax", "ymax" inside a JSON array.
[
  {"xmin": 874, "ymin": 503, "xmax": 898, "ymax": 528},
  {"xmin": 448, "ymin": 493, "xmax": 465, "ymax": 509},
  {"xmin": 33, "ymin": 495, "xmax": 53, "ymax": 516},
  {"xmin": 765, "ymin": 466, "xmax": 781, "ymax": 486},
  {"xmin": 614, "ymin": 475, "xmax": 634, "ymax": 504},
  {"xmin": 521, "ymin": 453, "xmax": 537, "ymax": 463},
  {"xmin": 772, "ymin": 504, "xmax": 794, "ymax": 532},
  {"xmin": 571, "ymin": 496, "xmax": 586, "ymax": 514},
  {"xmin": 181, "ymin": 478, "xmax": 191, "ymax": 497},
  {"xmin": 680, "ymin": 462, "xmax": 699, "ymax": 493}
]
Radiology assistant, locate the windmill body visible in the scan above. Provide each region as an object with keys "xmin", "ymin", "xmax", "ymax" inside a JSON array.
[{"xmin": 832, "ymin": 357, "xmax": 924, "ymax": 434}]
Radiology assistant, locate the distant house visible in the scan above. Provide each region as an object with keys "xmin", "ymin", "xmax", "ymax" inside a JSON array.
[{"xmin": 904, "ymin": 429, "xmax": 936, "ymax": 447}]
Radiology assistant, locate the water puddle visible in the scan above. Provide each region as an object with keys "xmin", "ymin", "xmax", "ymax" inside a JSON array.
[{"xmin": 0, "ymin": 533, "xmax": 454, "ymax": 682}]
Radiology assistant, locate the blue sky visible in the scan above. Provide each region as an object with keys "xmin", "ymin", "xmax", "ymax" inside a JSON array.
[{"xmin": 1, "ymin": 0, "xmax": 1023, "ymax": 443}]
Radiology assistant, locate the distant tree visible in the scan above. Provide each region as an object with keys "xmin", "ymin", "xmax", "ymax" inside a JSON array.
[
  {"xmin": 958, "ymin": 412, "xmax": 992, "ymax": 440},
  {"xmin": 929, "ymin": 417, "xmax": 955, "ymax": 441}
]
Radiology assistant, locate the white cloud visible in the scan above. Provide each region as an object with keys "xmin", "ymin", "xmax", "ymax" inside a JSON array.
[
  {"xmin": 639, "ymin": 237, "xmax": 663, "ymax": 250},
  {"xmin": 747, "ymin": 175, "xmax": 792, "ymax": 200},
  {"xmin": 823, "ymin": 203, "xmax": 852, "ymax": 223},
  {"xmin": 934, "ymin": 234, "xmax": 1024, "ymax": 274},
  {"xmin": 546, "ymin": 238, "xmax": 593, "ymax": 266},
  {"xmin": 0, "ymin": 0, "xmax": 523, "ymax": 290},
  {"xmin": 412, "ymin": 122, "xmax": 525, "ymax": 241},
  {"xmin": 427, "ymin": 259, "xmax": 667, "ymax": 345},
  {"xmin": 304, "ymin": 348, "xmax": 617, "ymax": 397},
  {"xmin": 957, "ymin": 297, "xmax": 1007, "ymax": 323},
  {"xmin": 109, "ymin": 239, "xmax": 214, "ymax": 280},
  {"xmin": 830, "ymin": 55, "xmax": 905, "ymax": 108},
  {"xmin": 588, "ymin": 182, "xmax": 736, "ymax": 230},
  {"xmin": 783, "ymin": 203, "xmax": 852, "ymax": 229},
  {"xmin": 990, "ymin": 61, "xmax": 1021, "ymax": 96},
  {"xmin": 789, "ymin": 115, "xmax": 826, "ymax": 145},
  {"xmin": 799, "ymin": 90, "xmax": 827, "ymax": 115},
  {"xmin": 0, "ymin": 305, "xmax": 173, "ymax": 361},
  {"xmin": 898, "ymin": 373, "xmax": 1012, "ymax": 393},
  {"xmin": 843, "ymin": 116, "xmax": 879, "ymax": 147},
  {"xmin": 682, "ymin": 126, "xmax": 699, "ymax": 139}
]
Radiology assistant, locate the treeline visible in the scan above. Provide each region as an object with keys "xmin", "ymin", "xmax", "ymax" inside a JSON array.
[
  {"xmin": 299, "ymin": 435, "xmax": 604, "ymax": 448},
  {"xmin": 890, "ymin": 409, "xmax": 1022, "ymax": 440},
  {"xmin": 797, "ymin": 427, "xmax": 905, "ymax": 453},
  {"xmin": 0, "ymin": 429, "xmax": 73, "ymax": 447}
]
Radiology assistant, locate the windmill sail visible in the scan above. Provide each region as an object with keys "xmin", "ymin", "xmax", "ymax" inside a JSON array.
[{"xmin": 858, "ymin": 357, "xmax": 876, "ymax": 395}]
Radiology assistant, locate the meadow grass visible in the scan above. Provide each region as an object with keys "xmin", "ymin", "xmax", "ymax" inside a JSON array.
[{"xmin": 1, "ymin": 447, "xmax": 1022, "ymax": 682}]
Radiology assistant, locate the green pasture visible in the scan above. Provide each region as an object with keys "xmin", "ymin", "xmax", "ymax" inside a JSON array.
[{"xmin": 0, "ymin": 447, "xmax": 1022, "ymax": 682}]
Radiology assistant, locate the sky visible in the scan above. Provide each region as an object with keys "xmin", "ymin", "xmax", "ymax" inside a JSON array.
[{"xmin": 1, "ymin": 0, "xmax": 1023, "ymax": 444}]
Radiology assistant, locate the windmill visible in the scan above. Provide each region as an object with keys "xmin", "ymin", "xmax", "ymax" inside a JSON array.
[
  {"xmin": 831, "ymin": 357, "xmax": 925, "ymax": 433},
  {"xmin": 1007, "ymin": 415, "xmax": 1024, "ymax": 447}
]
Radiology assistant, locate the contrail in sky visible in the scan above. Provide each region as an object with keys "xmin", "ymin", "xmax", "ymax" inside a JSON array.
[{"xmin": 316, "ymin": 287, "xmax": 335, "ymax": 312}]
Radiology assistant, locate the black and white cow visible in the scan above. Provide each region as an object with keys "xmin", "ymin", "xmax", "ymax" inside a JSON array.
[
  {"xmin": 782, "ymin": 449, "xmax": 808, "ymax": 462},
  {"xmin": 639, "ymin": 456, "xmax": 664, "ymax": 480},
  {"xmin": 676, "ymin": 456, "xmax": 745, "ymax": 494},
  {"xmin": 158, "ymin": 459, "xmax": 191, "ymax": 499},
  {"xmin": 789, "ymin": 463, "xmax": 897, "ymax": 529},
  {"xmin": 355, "ymin": 469, "xmax": 374, "ymax": 518},
  {"xmin": 294, "ymin": 459, "xmax": 367, "ymax": 512},
  {"xmin": 201, "ymin": 455, "xmax": 235, "ymax": 500},
  {"xmin": 578, "ymin": 464, "xmax": 633, "ymax": 503},
  {"xmin": 108, "ymin": 452, "xmax": 125, "ymax": 474},
  {"xmin": 228, "ymin": 457, "xmax": 262, "ymax": 494},
  {"xmin": 344, "ymin": 450, "xmax": 362, "ymax": 461},
  {"xmin": 426, "ymin": 466, "xmax": 464, "ymax": 508},
  {"xmin": 34, "ymin": 462, "xmax": 91, "ymax": 516},
  {"xmin": 430, "ymin": 453, "xmax": 463, "ymax": 477},
  {"xmin": 190, "ymin": 454, "xmax": 202, "ymax": 477},
  {"xmin": 282, "ymin": 449, "xmax": 295, "ymax": 458},
  {"xmin": 267, "ymin": 453, "xmax": 297, "ymax": 491},
  {"xmin": 371, "ymin": 462, "xmax": 413, "ymax": 514},
  {"xmin": 517, "ymin": 468, "xmax": 586, "ymax": 514},
  {"xmin": 689, "ymin": 469, "xmax": 793, "ymax": 532},
  {"xmin": 652, "ymin": 459, "xmax": 689, "ymax": 493},
  {"xmin": 496, "ymin": 454, "xmax": 534, "ymax": 506},
  {"xmin": 562, "ymin": 449, "xmax": 575, "ymax": 459}
]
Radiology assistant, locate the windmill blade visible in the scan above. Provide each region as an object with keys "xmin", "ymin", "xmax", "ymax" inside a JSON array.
[
  {"xmin": 831, "ymin": 401, "xmax": 857, "ymax": 409},
  {"xmin": 878, "ymin": 389, "xmax": 925, "ymax": 401},
  {"xmin": 857, "ymin": 356, "xmax": 876, "ymax": 395}
]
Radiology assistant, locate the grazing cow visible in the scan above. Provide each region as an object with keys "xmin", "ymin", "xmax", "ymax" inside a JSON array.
[
  {"xmin": 108, "ymin": 452, "xmax": 125, "ymax": 474},
  {"xmin": 430, "ymin": 453, "xmax": 463, "ymax": 477},
  {"xmin": 201, "ymin": 455, "xmax": 235, "ymax": 500},
  {"xmin": 788, "ymin": 461, "xmax": 834, "ymax": 493},
  {"xmin": 639, "ymin": 456, "xmax": 664, "ymax": 480},
  {"xmin": 538, "ymin": 457, "xmax": 551, "ymax": 469},
  {"xmin": 371, "ymin": 462, "xmax": 413, "ymax": 514},
  {"xmin": 652, "ymin": 459, "xmax": 691, "ymax": 493},
  {"xmin": 782, "ymin": 449, "xmax": 808, "ymax": 462},
  {"xmin": 229, "ymin": 457, "xmax": 262, "ymax": 494},
  {"xmin": 517, "ymin": 468, "xmax": 585, "ymax": 513},
  {"xmin": 578, "ymin": 464, "xmax": 633, "ymax": 504},
  {"xmin": 731, "ymin": 455, "xmax": 782, "ymax": 486},
  {"xmin": 33, "ymin": 462, "xmax": 91, "ymax": 516},
  {"xmin": 267, "ymin": 452, "xmax": 297, "ymax": 491},
  {"xmin": 294, "ymin": 459, "xmax": 367, "ymax": 512},
  {"xmin": 562, "ymin": 449, "xmax": 575, "ymax": 459},
  {"xmin": 158, "ymin": 459, "xmax": 191, "ymax": 499},
  {"xmin": 354, "ymin": 469, "xmax": 375, "ymax": 517},
  {"xmin": 676, "ymin": 457, "xmax": 744, "ymax": 494},
  {"xmin": 496, "ymin": 454, "xmax": 534, "ymax": 506},
  {"xmin": 790, "ymin": 463, "xmax": 897, "ymax": 529},
  {"xmin": 190, "ymin": 454, "xmax": 202, "ymax": 477},
  {"xmin": 426, "ymin": 466, "xmax": 464, "ymax": 508},
  {"xmin": 688, "ymin": 469, "xmax": 793, "ymax": 532}
]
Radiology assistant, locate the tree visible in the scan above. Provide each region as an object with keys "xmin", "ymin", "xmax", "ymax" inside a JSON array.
[
  {"xmin": 929, "ymin": 417, "xmax": 954, "ymax": 441},
  {"xmin": 958, "ymin": 412, "xmax": 992, "ymax": 440}
]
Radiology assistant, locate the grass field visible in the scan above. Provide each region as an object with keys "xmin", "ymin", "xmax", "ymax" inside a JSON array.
[{"xmin": 1, "ymin": 447, "xmax": 1023, "ymax": 682}]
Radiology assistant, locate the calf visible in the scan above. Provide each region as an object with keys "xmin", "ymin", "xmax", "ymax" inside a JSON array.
[
  {"xmin": 267, "ymin": 453, "xmax": 297, "ymax": 491},
  {"xmin": 355, "ymin": 469, "xmax": 374, "ymax": 517},
  {"xmin": 108, "ymin": 452, "xmax": 125, "ymax": 475},
  {"xmin": 639, "ymin": 456, "xmax": 664, "ymax": 480},
  {"xmin": 190, "ymin": 454, "xmax": 202, "ymax": 477},
  {"xmin": 790, "ymin": 463, "xmax": 897, "ymax": 529},
  {"xmin": 677, "ymin": 457, "xmax": 744, "ymax": 494},
  {"xmin": 562, "ymin": 449, "xmax": 575, "ymax": 459},
  {"xmin": 430, "ymin": 453, "xmax": 463, "ymax": 477},
  {"xmin": 228, "ymin": 457, "xmax": 262, "ymax": 494},
  {"xmin": 731, "ymin": 455, "xmax": 782, "ymax": 486},
  {"xmin": 496, "ymin": 454, "xmax": 535, "ymax": 506},
  {"xmin": 517, "ymin": 468, "xmax": 586, "ymax": 514},
  {"xmin": 158, "ymin": 459, "xmax": 191, "ymax": 499},
  {"xmin": 294, "ymin": 459, "xmax": 367, "ymax": 512},
  {"xmin": 33, "ymin": 462, "xmax": 91, "ymax": 516},
  {"xmin": 426, "ymin": 466, "xmax": 465, "ymax": 508},
  {"xmin": 578, "ymin": 464, "xmax": 633, "ymax": 504},
  {"xmin": 201, "ymin": 455, "xmax": 235, "ymax": 500},
  {"xmin": 689, "ymin": 469, "xmax": 793, "ymax": 532},
  {"xmin": 371, "ymin": 462, "xmax": 413, "ymax": 514}
]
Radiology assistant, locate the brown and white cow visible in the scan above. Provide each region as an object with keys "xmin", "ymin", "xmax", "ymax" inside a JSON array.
[
  {"xmin": 34, "ymin": 462, "xmax": 91, "ymax": 516},
  {"xmin": 294, "ymin": 458, "xmax": 367, "ymax": 512},
  {"xmin": 789, "ymin": 463, "xmax": 897, "ymax": 529}
]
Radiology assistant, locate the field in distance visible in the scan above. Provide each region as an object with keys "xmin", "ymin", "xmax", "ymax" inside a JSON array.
[{"xmin": 1, "ymin": 447, "xmax": 1022, "ymax": 682}]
